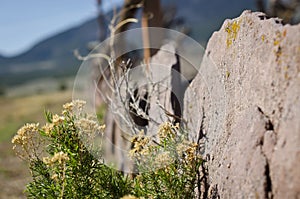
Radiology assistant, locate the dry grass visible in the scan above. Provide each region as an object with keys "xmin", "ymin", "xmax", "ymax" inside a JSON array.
[{"xmin": 0, "ymin": 90, "xmax": 72, "ymax": 142}]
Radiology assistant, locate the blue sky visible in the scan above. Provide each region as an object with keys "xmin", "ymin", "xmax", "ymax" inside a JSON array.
[{"xmin": 0, "ymin": 0, "xmax": 122, "ymax": 57}]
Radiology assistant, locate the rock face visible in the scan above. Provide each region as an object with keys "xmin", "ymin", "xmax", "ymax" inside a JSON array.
[{"xmin": 184, "ymin": 10, "xmax": 300, "ymax": 198}]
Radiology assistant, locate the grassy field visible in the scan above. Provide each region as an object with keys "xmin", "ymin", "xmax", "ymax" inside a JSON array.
[
  {"xmin": 0, "ymin": 90, "xmax": 72, "ymax": 198},
  {"xmin": 0, "ymin": 90, "xmax": 72, "ymax": 142}
]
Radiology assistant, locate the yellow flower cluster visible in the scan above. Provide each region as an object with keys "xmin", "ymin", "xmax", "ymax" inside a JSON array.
[
  {"xmin": 157, "ymin": 122, "xmax": 179, "ymax": 140},
  {"xmin": 185, "ymin": 142, "xmax": 198, "ymax": 162},
  {"xmin": 73, "ymin": 99, "xmax": 86, "ymax": 110},
  {"xmin": 51, "ymin": 173, "xmax": 59, "ymax": 181},
  {"xmin": 11, "ymin": 123, "xmax": 39, "ymax": 146},
  {"xmin": 52, "ymin": 114, "xmax": 65, "ymax": 125},
  {"xmin": 176, "ymin": 142, "xmax": 198, "ymax": 161},
  {"xmin": 75, "ymin": 117, "xmax": 106, "ymax": 135},
  {"xmin": 128, "ymin": 121, "xmax": 200, "ymax": 171},
  {"xmin": 42, "ymin": 123, "xmax": 54, "ymax": 136},
  {"xmin": 129, "ymin": 131, "xmax": 151, "ymax": 158},
  {"xmin": 43, "ymin": 151, "xmax": 70, "ymax": 166},
  {"xmin": 62, "ymin": 99, "xmax": 86, "ymax": 113},
  {"xmin": 154, "ymin": 151, "xmax": 172, "ymax": 168},
  {"xmin": 62, "ymin": 102, "xmax": 74, "ymax": 111},
  {"xmin": 11, "ymin": 123, "xmax": 41, "ymax": 160}
]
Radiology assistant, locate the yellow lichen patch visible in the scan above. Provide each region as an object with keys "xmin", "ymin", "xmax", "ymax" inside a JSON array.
[
  {"xmin": 261, "ymin": 34, "xmax": 265, "ymax": 42},
  {"xmin": 226, "ymin": 71, "xmax": 230, "ymax": 79},
  {"xmin": 282, "ymin": 29, "xmax": 287, "ymax": 37},
  {"xmin": 284, "ymin": 72, "xmax": 289, "ymax": 80},
  {"xmin": 283, "ymin": 65, "xmax": 290, "ymax": 80},
  {"xmin": 273, "ymin": 31, "xmax": 282, "ymax": 46},
  {"xmin": 225, "ymin": 20, "xmax": 240, "ymax": 48},
  {"xmin": 273, "ymin": 40, "xmax": 280, "ymax": 46},
  {"xmin": 273, "ymin": 30, "xmax": 288, "ymax": 65}
]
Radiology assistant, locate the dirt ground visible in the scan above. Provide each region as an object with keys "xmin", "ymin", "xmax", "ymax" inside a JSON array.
[{"xmin": 0, "ymin": 142, "xmax": 29, "ymax": 199}]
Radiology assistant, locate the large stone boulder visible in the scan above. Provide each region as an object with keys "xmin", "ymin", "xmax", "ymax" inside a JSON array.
[{"xmin": 184, "ymin": 10, "xmax": 300, "ymax": 198}]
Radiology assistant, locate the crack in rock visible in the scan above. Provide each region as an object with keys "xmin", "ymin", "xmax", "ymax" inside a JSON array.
[{"xmin": 257, "ymin": 106, "xmax": 275, "ymax": 199}]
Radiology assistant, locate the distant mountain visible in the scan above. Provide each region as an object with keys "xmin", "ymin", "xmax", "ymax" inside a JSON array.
[
  {"xmin": 0, "ymin": 18, "xmax": 99, "ymax": 86},
  {"xmin": 12, "ymin": 19, "xmax": 99, "ymax": 63},
  {"xmin": 0, "ymin": 54, "xmax": 7, "ymax": 63},
  {"xmin": 0, "ymin": 0, "xmax": 256, "ymax": 87}
]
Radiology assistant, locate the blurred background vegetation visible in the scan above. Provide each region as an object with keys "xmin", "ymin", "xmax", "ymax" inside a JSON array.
[{"xmin": 0, "ymin": 0, "xmax": 299, "ymax": 198}]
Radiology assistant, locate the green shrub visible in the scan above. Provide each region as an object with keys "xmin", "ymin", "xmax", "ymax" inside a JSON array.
[
  {"xmin": 129, "ymin": 122, "xmax": 202, "ymax": 198},
  {"xmin": 12, "ymin": 100, "xmax": 202, "ymax": 198}
]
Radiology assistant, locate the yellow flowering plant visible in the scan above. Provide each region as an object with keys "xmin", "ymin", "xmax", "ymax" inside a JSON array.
[
  {"xmin": 12, "ymin": 101, "xmax": 203, "ymax": 198},
  {"xmin": 12, "ymin": 100, "xmax": 133, "ymax": 198},
  {"xmin": 129, "ymin": 122, "xmax": 203, "ymax": 199}
]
